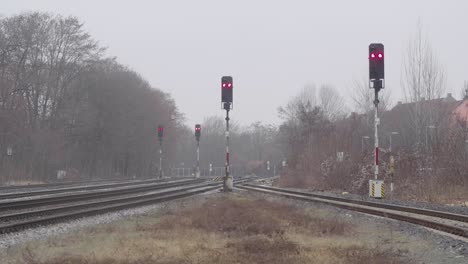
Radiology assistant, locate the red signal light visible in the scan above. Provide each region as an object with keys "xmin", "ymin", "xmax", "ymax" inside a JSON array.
[
  {"xmin": 221, "ymin": 76, "xmax": 233, "ymax": 104},
  {"xmin": 369, "ymin": 43, "xmax": 385, "ymax": 82},
  {"xmin": 157, "ymin": 125, "xmax": 164, "ymax": 138}
]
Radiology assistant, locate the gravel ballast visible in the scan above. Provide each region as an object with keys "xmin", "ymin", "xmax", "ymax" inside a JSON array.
[
  {"xmin": 0, "ymin": 191, "xmax": 219, "ymax": 249},
  {"xmin": 0, "ymin": 187, "xmax": 466, "ymax": 264}
]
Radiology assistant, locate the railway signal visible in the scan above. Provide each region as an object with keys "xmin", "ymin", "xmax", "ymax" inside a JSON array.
[
  {"xmin": 157, "ymin": 125, "xmax": 164, "ymax": 140},
  {"xmin": 221, "ymin": 76, "xmax": 233, "ymax": 109},
  {"xmin": 195, "ymin": 124, "xmax": 201, "ymax": 178},
  {"xmin": 221, "ymin": 76, "xmax": 234, "ymax": 191},
  {"xmin": 368, "ymin": 43, "xmax": 385, "ymax": 198},
  {"xmin": 369, "ymin": 43, "xmax": 385, "ymax": 89},
  {"xmin": 157, "ymin": 125, "xmax": 164, "ymax": 178},
  {"xmin": 195, "ymin": 124, "xmax": 201, "ymax": 141}
]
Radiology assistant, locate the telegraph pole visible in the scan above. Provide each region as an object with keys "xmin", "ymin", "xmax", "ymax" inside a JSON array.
[
  {"xmin": 368, "ymin": 43, "xmax": 385, "ymax": 198},
  {"xmin": 221, "ymin": 76, "xmax": 233, "ymax": 191}
]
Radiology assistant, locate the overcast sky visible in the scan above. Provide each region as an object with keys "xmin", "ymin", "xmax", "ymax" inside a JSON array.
[{"xmin": 2, "ymin": 0, "xmax": 467, "ymax": 125}]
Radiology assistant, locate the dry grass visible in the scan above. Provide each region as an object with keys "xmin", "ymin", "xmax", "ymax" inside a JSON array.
[
  {"xmin": 154, "ymin": 196, "xmax": 348, "ymax": 238},
  {"xmin": 395, "ymin": 176, "xmax": 468, "ymax": 205},
  {"xmin": 4, "ymin": 195, "xmax": 411, "ymax": 264}
]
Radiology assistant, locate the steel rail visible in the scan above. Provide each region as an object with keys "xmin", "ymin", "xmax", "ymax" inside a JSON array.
[
  {"xmin": 0, "ymin": 178, "xmax": 253, "ymax": 234},
  {"xmin": 0, "ymin": 179, "xmax": 205, "ymax": 211},
  {"xmin": 238, "ymin": 184, "xmax": 468, "ymax": 239},
  {"xmin": 0, "ymin": 178, "xmax": 194, "ymax": 199},
  {"xmin": 242, "ymin": 184, "xmax": 468, "ymax": 223},
  {"xmin": 0, "ymin": 177, "xmax": 154, "ymax": 191},
  {"xmin": 0, "ymin": 184, "xmax": 220, "ymax": 234}
]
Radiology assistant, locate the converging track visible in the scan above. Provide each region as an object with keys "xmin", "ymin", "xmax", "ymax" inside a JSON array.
[
  {"xmin": 0, "ymin": 177, "xmax": 155, "ymax": 192},
  {"xmin": 238, "ymin": 184, "xmax": 468, "ymax": 240},
  {"xmin": 0, "ymin": 178, "xmax": 251, "ymax": 234},
  {"xmin": 0, "ymin": 177, "xmax": 194, "ymax": 199}
]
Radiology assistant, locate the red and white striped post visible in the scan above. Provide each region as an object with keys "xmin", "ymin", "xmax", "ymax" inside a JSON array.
[
  {"xmin": 374, "ymin": 88, "xmax": 380, "ymax": 180},
  {"xmin": 224, "ymin": 104, "xmax": 233, "ymax": 191}
]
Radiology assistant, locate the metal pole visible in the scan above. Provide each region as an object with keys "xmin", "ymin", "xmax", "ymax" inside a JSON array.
[
  {"xmin": 390, "ymin": 155, "xmax": 395, "ymax": 194},
  {"xmin": 465, "ymin": 139, "xmax": 468, "ymax": 168},
  {"xmin": 361, "ymin": 136, "xmax": 369, "ymax": 154},
  {"xmin": 196, "ymin": 141, "xmax": 200, "ymax": 178},
  {"xmin": 159, "ymin": 140, "xmax": 163, "ymax": 179},
  {"xmin": 374, "ymin": 88, "xmax": 379, "ymax": 180},
  {"xmin": 362, "ymin": 137, "xmax": 365, "ymax": 154},
  {"xmin": 425, "ymin": 126, "xmax": 428, "ymax": 153},
  {"xmin": 389, "ymin": 134, "xmax": 392, "ymax": 153},
  {"xmin": 224, "ymin": 107, "xmax": 231, "ymax": 191}
]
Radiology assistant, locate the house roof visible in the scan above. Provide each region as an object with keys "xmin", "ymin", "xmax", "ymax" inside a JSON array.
[{"xmin": 390, "ymin": 93, "xmax": 459, "ymax": 113}]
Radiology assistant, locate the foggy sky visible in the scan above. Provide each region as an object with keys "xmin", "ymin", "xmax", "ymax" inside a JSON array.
[{"xmin": 2, "ymin": 0, "xmax": 467, "ymax": 126}]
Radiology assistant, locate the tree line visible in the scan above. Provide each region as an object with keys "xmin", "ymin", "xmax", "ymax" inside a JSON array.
[
  {"xmin": 0, "ymin": 12, "xmax": 283, "ymax": 183},
  {"xmin": 0, "ymin": 13, "xmax": 180, "ymax": 183}
]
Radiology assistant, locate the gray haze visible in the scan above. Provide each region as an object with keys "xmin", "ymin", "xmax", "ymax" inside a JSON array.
[{"xmin": 3, "ymin": 0, "xmax": 467, "ymax": 125}]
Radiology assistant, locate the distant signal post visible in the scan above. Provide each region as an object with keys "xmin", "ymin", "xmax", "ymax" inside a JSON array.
[
  {"xmin": 368, "ymin": 43, "xmax": 385, "ymax": 198},
  {"xmin": 195, "ymin": 124, "xmax": 201, "ymax": 178},
  {"xmin": 157, "ymin": 125, "xmax": 164, "ymax": 179},
  {"xmin": 221, "ymin": 76, "xmax": 234, "ymax": 192}
]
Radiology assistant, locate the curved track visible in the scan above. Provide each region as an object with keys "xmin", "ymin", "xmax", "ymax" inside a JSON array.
[{"xmin": 238, "ymin": 184, "xmax": 468, "ymax": 240}]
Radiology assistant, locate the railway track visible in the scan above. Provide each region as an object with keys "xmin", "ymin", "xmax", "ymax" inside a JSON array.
[
  {"xmin": 0, "ymin": 178, "xmax": 193, "ymax": 199},
  {"xmin": 0, "ymin": 177, "xmax": 148, "ymax": 191},
  {"xmin": 0, "ymin": 178, "xmax": 250, "ymax": 234},
  {"xmin": 0, "ymin": 179, "xmax": 205, "ymax": 211},
  {"xmin": 238, "ymin": 184, "xmax": 468, "ymax": 240}
]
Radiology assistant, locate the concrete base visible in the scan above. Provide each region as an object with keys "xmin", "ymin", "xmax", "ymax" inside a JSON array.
[
  {"xmin": 225, "ymin": 176, "xmax": 233, "ymax": 191},
  {"xmin": 369, "ymin": 180, "xmax": 384, "ymax": 198}
]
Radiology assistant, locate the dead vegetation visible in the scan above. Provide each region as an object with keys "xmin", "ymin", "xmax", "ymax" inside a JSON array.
[
  {"xmin": 154, "ymin": 196, "xmax": 348, "ymax": 238},
  {"xmin": 6, "ymin": 195, "xmax": 411, "ymax": 264}
]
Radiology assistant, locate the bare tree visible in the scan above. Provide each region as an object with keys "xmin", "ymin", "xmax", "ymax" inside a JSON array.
[
  {"xmin": 278, "ymin": 84, "xmax": 316, "ymax": 122},
  {"xmin": 400, "ymin": 22, "xmax": 447, "ymax": 152},
  {"xmin": 460, "ymin": 81, "xmax": 468, "ymax": 99},
  {"xmin": 351, "ymin": 77, "xmax": 392, "ymax": 114},
  {"xmin": 402, "ymin": 22, "xmax": 446, "ymax": 103},
  {"xmin": 318, "ymin": 84, "xmax": 347, "ymax": 121}
]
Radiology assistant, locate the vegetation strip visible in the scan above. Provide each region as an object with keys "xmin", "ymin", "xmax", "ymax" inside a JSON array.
[{"xmin": 239, "ymin": 185, "xmax": 468, "ymax": 239}]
